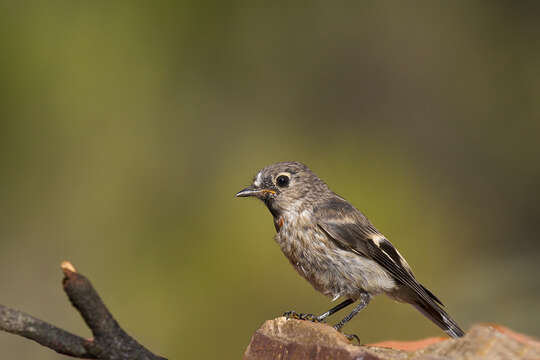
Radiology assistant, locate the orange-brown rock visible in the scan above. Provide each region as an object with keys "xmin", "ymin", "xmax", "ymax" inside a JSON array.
[{"xmin": 243, "ymin": 317, "xmax": 540, "ymax": 360}]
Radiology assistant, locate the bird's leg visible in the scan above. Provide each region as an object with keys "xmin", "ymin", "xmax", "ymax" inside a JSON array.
[
  {"xmin": 316, "ymin": 298, "xmax": 355, "ymax": 321},
  {"xmin": 284, "ymin": 298, "xmax": 354, "ymax": 323},
  {"xmin": 333, "ymin": 292, "xmax": 370, "ymax": 343}
]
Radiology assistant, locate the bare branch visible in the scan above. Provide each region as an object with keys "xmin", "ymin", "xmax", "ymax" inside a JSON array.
[
  {"xmin": 0, "ymin": 262, "xmax": 167, "ymax": 359},
  {"xmin": 0, "ymin": 304, "xmax": 93, "ymax": 358}
]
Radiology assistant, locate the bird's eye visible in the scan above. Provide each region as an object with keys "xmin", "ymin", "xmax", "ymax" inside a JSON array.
[{"xmin": 276, "ymin": 174, "xmax": 290, "ymax": 188}]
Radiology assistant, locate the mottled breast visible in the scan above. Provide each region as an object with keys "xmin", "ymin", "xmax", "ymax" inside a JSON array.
[{"xmin": 274, "ymin": 209, "xmax": 397, "ymax": 300}]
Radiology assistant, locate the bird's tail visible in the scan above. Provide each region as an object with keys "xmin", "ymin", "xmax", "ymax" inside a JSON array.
[{"xmin": 412, "ymin": 297, "xmax": 465, "ymax": 338}]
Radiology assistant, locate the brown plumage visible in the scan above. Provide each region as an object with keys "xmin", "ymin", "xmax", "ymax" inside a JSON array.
[{"xmin": 236, "ymin": 161, "xmax": 464, "ymax": 338}]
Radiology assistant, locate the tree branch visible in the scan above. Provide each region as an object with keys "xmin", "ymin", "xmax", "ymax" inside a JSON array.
[
  {"xmin": 0, "ymin": 261, "xmax": 166, "ymax": 359},
  {"xmin": 0, "ymin": 304, "xmax": 93, "ymax": 358}
]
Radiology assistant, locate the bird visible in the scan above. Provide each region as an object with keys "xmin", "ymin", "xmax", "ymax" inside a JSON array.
[{"xmin": 236, "ymin": 161, "xmax": 464, "ymax": 339}]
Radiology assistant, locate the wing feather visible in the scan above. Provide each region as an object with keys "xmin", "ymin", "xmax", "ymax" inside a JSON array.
[{"xmin": 314, "ymin": 196, "xmax": 444, "ymax": 307}]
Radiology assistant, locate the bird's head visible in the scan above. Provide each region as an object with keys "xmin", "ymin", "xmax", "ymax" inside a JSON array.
[{"xmin": 236, "ymin": 161, "xmax": 329, "ymax": 216}]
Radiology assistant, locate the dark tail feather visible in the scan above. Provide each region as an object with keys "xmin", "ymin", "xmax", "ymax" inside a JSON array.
[{"xmin": 412, "ymin": 299, "xmax": 465, "ymax": 338}]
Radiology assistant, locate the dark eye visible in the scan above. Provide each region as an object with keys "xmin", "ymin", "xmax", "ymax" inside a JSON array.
[{"xmin": 276, "ymin": 175, "xmax": 290, "ymax": 188}]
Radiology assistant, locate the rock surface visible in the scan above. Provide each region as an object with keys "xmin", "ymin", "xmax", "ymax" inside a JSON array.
[{"xmin": 243, "ymin": 317, "xmax": 540, "ymax": 360}]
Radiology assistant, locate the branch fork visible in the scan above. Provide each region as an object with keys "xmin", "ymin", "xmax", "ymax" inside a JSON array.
[{"xmin": 0, "ymin": 262, "xmax": 166, "ymax": 359}]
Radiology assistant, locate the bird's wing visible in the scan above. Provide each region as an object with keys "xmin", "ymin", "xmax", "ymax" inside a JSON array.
[{"xmin": 314, "ymin": 196, "xmax": 443, "ymax": 306}]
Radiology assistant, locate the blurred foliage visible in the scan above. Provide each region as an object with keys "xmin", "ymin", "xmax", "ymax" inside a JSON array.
[{"xmin": 0, "ymin": 1, "xmax": 539, "ymax": 359}]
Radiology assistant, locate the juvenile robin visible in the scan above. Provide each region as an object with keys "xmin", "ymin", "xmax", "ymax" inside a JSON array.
[{"xmin": 236, "ymin": 161, "xmax": 464, "ymax": 338}]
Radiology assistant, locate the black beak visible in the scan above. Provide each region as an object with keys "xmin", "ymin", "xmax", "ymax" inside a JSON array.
[
  {"xmin": 235, "ymin": 186, "xmax": 262, "ymax": 197},
  {"xmin": 235, "ymin": 186, "xmax": 276, "ymax": 198}
]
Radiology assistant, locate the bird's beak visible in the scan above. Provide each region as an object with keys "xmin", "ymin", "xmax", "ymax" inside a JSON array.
[{"xmin": 235, "ymin": 186, "xmax": 276, "ymax": 198}]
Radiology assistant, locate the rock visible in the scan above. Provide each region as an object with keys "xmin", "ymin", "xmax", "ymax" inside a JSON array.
[{"xmin": 243, "ymin": 317, "xmax": 540, "ymax": 360}]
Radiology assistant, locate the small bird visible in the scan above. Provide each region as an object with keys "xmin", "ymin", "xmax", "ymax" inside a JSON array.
[{"xmin": 236, "ymin": 161, "xmax": 464, "ymax": 338}]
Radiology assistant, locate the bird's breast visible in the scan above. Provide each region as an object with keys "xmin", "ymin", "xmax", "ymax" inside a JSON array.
[
  {"xmin": 274, "ymin": 210, "xmax": 397, "ymax": 299},
  {"xmin": 275, "ymin": 210, "xmax": 317, "ymax": 264},
  {"xmin": 275, "ymin": 210, "xmax": 341, "ymax": 294}
]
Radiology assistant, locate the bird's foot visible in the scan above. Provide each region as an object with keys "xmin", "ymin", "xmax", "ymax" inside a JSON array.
[
  {"xmin": 283, "ymin": 310, "xmax": 323, "ymax": 322},
  {"xmin": 333, "ymin": 325, "xmax": 361, "ymax": 344},
  {"xmin": 343, "ymin": 333, "xmax": 361, "ymax": 344}
]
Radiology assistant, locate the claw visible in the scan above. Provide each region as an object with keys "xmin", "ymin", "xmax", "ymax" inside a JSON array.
[
  {"xmin": 343, "ymin": 333, "xmax": 361, "ymax": 344},
  {"xmin": 283, "ymin": 310, "xmax": 300, "ymax": 319},
  {"xmin": 301, "ymin": 313, "xmax": 320, "ymax": 322},
  {"xmin": 283, "ymin": 311, "xmax": 323, "ymax": 322}
]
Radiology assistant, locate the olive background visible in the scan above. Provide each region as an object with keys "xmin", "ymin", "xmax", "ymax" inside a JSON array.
[{"xmin": 1, "ymin": 2, "xmax": 539, "ymax": 359}]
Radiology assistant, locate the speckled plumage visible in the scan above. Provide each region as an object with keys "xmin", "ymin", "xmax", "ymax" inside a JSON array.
[
  {"xmin": 236, "ymin": 161, "xmax": 464, "ymax": 338},
  {"xmin": 275, "ymin": 207, "xmax": 397, "ymax": 300}
]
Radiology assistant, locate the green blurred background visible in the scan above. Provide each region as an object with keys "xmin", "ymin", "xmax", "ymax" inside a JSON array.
[{"xmin": 1, "ymin": 2, "xmax": 539, "ymax": 359}]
